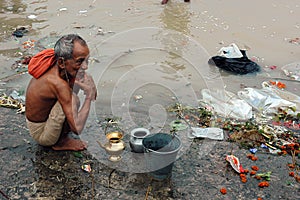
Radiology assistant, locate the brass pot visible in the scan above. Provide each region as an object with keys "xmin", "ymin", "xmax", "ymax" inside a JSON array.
[{"xmin": 98, "ymin": 131, "xmax": 125, "ymax": 162}]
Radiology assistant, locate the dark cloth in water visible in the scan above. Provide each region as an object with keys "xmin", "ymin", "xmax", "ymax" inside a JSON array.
[{"xmin": 208, "ymin": 50, "xmax": 260, "ymax": 75}]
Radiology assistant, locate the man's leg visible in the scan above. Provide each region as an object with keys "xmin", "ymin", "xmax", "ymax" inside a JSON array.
[{"xmin": 52, "ymin": 94, "xmax": 87, "ymax": 151}]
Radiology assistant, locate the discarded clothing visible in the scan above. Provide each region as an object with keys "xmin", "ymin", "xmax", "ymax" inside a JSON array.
[
  {"xmin": 28, "ymin": 48, "xmax": 56, "ymax": 79},
  {"xmin": 26, "ymin": 101, "xmax": 65, "ymax": 146},
  {"xmin": 208, "ymin": 49, "xmax": 260, "ymax": 75}
]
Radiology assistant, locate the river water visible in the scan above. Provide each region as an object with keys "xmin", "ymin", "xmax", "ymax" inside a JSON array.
[
  {"xmin": 1, "ymin": 0, "xmax": 299, "ymax": 122},
  {"xmin": 1, "ymin": 1, "xmax": 299, "ymax": 80},
  {"xmin": 1, "ymin": 0, "xmax": 299, "ymax": 84}
]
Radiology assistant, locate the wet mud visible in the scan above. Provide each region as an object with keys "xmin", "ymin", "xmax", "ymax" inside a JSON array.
[{"xmin": 1, "ymin": 106, "xmax": 300, "ymax": 200}]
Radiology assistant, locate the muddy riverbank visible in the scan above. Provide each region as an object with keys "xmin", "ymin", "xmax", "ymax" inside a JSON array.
[{"xmin": 1, "ymin": 106, "xmax": 300, "ymax": 200}]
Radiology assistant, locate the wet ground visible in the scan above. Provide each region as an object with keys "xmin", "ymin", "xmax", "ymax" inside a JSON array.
[
  {"xmin": 1, "ymin": 0, "xmax": 300, "ymax": 199},
  {"xmin": 1, "ymin": 105, "xmax": 300, "ymax": 200}
]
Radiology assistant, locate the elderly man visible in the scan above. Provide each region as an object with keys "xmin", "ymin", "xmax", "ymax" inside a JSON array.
[{"xmin": 25, "ymin": 34, "xmax": 97, "ymax": 151}]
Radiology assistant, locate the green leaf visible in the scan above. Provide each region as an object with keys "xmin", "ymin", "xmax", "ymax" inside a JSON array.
[
  {"xmin": 289, "ymin": 106, "xmax": 296, "ymax": 112},
  {"xmin": 73, "ymin": 151, "xmax": 83, "ymax": 158}
]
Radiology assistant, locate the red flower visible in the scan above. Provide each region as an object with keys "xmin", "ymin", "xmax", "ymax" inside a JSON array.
[
  {"xmin": 247, "ymin": 154, "xmax": 258, "ymax": 161},
  {"xmin": 250, "ymin": 171, "xmax": 257, "ymax": 175},
  {"xmin": 220, "ymin": 188, "xmax": 227, "ymax": 195},
  {"xmin": 289, "ymin": 171, "xmax": 295, "ymax": 177},
  {"xmin": 258, "ymin": 181, "xmax": 270, "ymax": 188},
  {"xmin": 240, "ymin": 173, "xmax": 247, "ymax": 183}
]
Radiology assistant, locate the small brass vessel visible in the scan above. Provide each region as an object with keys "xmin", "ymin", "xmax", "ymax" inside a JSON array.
[{"xmin": 98, "ymin": 131, "xmax": 125, "ymax": 162}]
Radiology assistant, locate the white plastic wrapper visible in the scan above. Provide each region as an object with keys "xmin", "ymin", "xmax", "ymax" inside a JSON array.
[
  {"xmin": 218, "ymin": 43, "xmax": 243, "ymax": 58},
  {"xmin": 201, "ymin": 88, "xmax": 253, "ymax": 120},
  {"xmin": 237, "ymin": 82, "xmax": 300, "ymax": 115},
  {"xmin": 190, "ymin": 127, "xmax": 224, "ymax": 140}
]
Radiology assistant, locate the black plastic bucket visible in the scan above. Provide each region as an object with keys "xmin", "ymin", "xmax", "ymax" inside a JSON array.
[{"xmin": 142, "ymin": 133, "xmax": 182, "ymax": 181}]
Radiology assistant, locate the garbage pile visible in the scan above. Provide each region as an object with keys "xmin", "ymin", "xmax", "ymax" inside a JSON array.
[
  {"xmin": 0, "ymin": 91, "xmax": 25, "ymax": 114},
  {"xmin": 166, "ymin": 81, "xmax": 300, "ymax": 180}
]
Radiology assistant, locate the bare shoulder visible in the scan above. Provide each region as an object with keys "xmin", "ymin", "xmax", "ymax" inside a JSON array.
[{"xmin": 43, "ymin": 67, "xmax": 71, "ymax": 96}]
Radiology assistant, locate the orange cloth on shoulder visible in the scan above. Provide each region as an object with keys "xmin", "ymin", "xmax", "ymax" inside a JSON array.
[{"xmin": 28, "ymin": 49, "xmax": 56, "ymax": 79}]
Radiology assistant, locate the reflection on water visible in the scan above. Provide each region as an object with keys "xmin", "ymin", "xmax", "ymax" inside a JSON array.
[
  {"xmin": 158, "ymin": 1, "xmax": 192, "ymax": 83},
  {"xmin": 160, "ymin": 2, "xmax": 191, "ymax": 35},
  {"xmin": 0, "ymin": 0, "xmax": 27, "ymax": 42},
  {"xmin": 0, "ymin": 0, "xmax": 26, "ymax": 14},
  {"xmin": 0, "ymin": 0, "xmax": 50, "ymax": 45}
]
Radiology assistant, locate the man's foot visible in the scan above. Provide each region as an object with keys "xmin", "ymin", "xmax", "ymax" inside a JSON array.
[
  {"xmin": 52, "ymin": 136, "xmax": 87, "ymax": 151},
  {"xmin": 162, "ymin": 0, "xmax": 169, "ymax": 4}
]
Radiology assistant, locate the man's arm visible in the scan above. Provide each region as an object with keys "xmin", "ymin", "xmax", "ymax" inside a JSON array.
[{"xmin": 55, "ymin": 74, "xmax": 97, "ymax": 134}]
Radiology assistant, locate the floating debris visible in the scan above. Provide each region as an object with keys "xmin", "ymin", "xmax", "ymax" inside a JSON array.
[
  {"xmin": 269, "ymin": 80, "xmax": 286, "ymax": 89},
  {"xmin": 11, "ymin": 55, "xmax": 32, "ymax": 72},
  {"xmin": 22, "ymin": 39, "xmax": 35, "ymax": 49},
  {"xmin": 12, "ymin": 26, "xmax": 30, "ymax": 38},
  {"xmin": 288, "ymin": 37, "xmax": 300, "ymax": 45},
  {"xmin": 59, "ymin": 7, "xmax": 68, "ymax": 12},
  {"xmin": 133, "ymin": 95, "xmax": 143, "ymax": 101},
  {"xmin": 282, "ymin": 62, "xmax": 300, "ymax": 81},
  {"xmin": 27, "ymin": 14, "xmax": 37, "ymax": 19}
]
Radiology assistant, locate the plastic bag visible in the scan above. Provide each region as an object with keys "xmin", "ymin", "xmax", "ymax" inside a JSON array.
[
  {"xmin": 201, "ymin": 88, "xmax": 253, "ymax": 120},
  {"xmin": 218, "ymin": 43, "xmax": 243, "ymax": 58},
  {"xmin": 208, "ymin": 49, "xmax": 260, "ymax": 75},
  {"xmin": 281, "ymin": 62, "xmax": 300, "ymax": 81},
  {"xmin": 237, "ymin": 82, "xmax": 299, "ymax": 114}
]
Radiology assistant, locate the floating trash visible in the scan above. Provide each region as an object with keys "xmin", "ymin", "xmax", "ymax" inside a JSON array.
[
  {"xmin": 12, "ymin": 26, "xmax": 29, "ymax": 38},
  {"xmin": 133, "ymin": 95, "xmax": 143, "ymax": 101},
  {"xmin": 59, "ymin": 7, "xmax": 68, "ymax": 11},
  {"xmin": 27, "ymin": 14, "xmax": 37, "ymax": 19},
  {"xmin": 281, "ymin": 62, "xmax": 300, "ymax": 81},
  {"xmin": 22, "ymin": 39, "xmax": 35, "ymax": 49},
  {"xmin": 79, "ymin": 10, "xmax": 88, "ymax": 14},
  {"xmin": 288, "ymin": 37, "xmax": 300, "ymax": 45}
]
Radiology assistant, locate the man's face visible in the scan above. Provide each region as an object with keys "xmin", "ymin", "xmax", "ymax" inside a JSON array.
[{"xmin": 65, "ymin": 41, "xmax": 90, "ymax": 79}]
